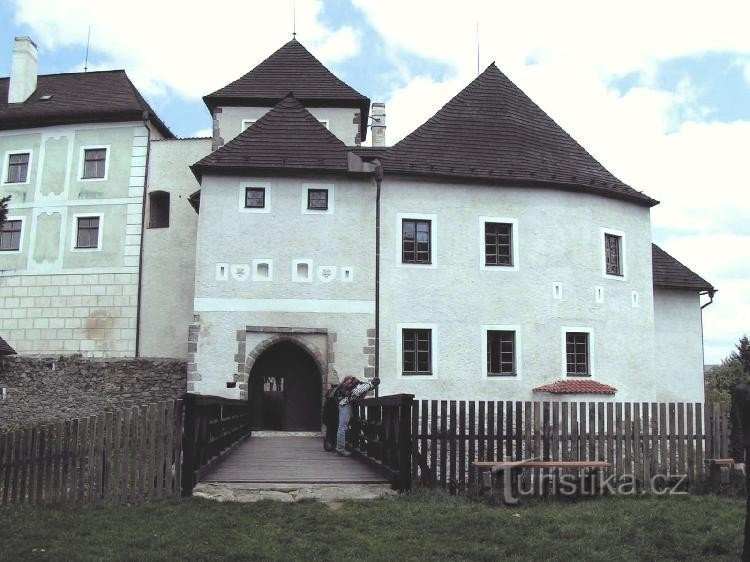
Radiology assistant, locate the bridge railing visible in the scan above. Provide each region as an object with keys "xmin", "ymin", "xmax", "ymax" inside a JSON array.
[
  {"xmin": 181, "ymin": 394, "xmax": 251, "ymax": 496},
  {"xmin": 348, "ymin": 393, "xmax": 414, "ymax": 491}
]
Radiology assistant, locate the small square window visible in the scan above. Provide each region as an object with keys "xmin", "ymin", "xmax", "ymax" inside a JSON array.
[
  {"xmin": 402, "ymin": 219, "xmax": 431, "ymax": 264},
  {"xmin": 402, "ymin": 328, "xmax": 432, "ymax": 375},
  {"xmin": 605, "ymin": 233, "xmax": 622, "ymax": 276},
  {"xmin": 82, "ymin": 148, "xmax": 106, "ymax": 179},
  {"xmin": 487, "ymin": 330, "xmax": 516, "ymax": 376},
  {"xmin": 245, "ymin": 187, "xmax": 266, "ymax": 209},
  {"xmin": 0, "ymin": 220, "xmax": 22, "ymax": 251},
  {"xmin": 6, "ymin": 153, "xmax": 29, "ymax": 183},
  {"xmin": 307, "ymin": 189, "xmax": 328, "ymax": 210},
  {"xmin": 76, "ymin": 217, "xmax": 100, "ymax": 249},
  {"xmin": 485, "ymin": 222, "xmax": 513, "ymax": 266},
  {"xmin": 566, "ymin": 332, "xmax": 589, "ymax": 376}
]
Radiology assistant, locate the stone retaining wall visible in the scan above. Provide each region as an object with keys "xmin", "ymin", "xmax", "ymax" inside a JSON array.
[{"xmin": 0, "ymin": 355, "xmax": 186, "ymax": 430}]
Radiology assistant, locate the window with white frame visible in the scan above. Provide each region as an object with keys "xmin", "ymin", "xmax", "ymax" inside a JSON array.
[
  {"xmin": 81, "ymin": 148, "xmax": 107, "ymax": 179},
  {"xmin": 402, "ymin": 328, "xmax": 432, "ymax": 375},
  {"xmin": 484, "ymin": 222, "xmax": 513, "ymax": 266},
  {"xmin": 0, "ymin": 219, "xmax": 22, "ymax": 251},
  {"xmin": 6, "ymin": 152, "xmax": 30, "ymax": 183},
  {"xmin": 75, "ymin": 216, "xmax": 101, "ymax": 249},
  {"xmin": 601, "ymin": 228, "xmax": 626, "ymax": 279},
  {"xmin": 565, "ymin": 331, "xmax": 590, "ymax": 376},
  {"xmin": 307, "ymin": 188, "xmax": 328, "ymax": 210},
  {"xmin": 241, "ymin": 119, "xmax": 256, "ymax": 132},
  {"xmin": 402, "ymin": 219, "xmax": 431, "ymax": 264},
  {"xmin": 487, "ymin": 330, "xmax": 516, "ymax": 376},
  {"xmin": 302, "ymin": 184, "xmax": 334, "ymax": 214},
  {"xmin": 245, "ymin": 187, "xmax": 266, "ymax": 209}
]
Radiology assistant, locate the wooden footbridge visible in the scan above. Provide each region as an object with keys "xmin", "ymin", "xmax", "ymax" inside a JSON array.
[{"xmin": 182, "ymin": 394, "xmax": 414, "ymax": 495}]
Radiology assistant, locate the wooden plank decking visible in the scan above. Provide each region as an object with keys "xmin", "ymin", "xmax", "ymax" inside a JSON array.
[{"xmin": 200, "ymin": 435, "xmax": 389, "ymax": 484}]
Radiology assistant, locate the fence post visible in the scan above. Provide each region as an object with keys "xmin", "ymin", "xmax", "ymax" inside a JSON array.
[
  {"xmin": 181, "ymin": 394, "xmax": 196, "ymax": 497},
  {"xmin": 399, "ymin": 395, "xmax": 413, "ymax": 491}
]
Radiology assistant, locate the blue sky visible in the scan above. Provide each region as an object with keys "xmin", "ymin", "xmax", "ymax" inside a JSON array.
[{"xmin": 1, "ymin": 0, "xmax": 749, "ymax": 363}]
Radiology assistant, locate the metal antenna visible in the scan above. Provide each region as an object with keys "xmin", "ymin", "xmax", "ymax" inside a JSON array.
[
  {"xmin": 476, "ymin": 21, "xmax": 479, "ymax": 74},
  {"xmin": 293, "ymin": 0, "xmax": 296, "ymax": 39},
  {"xmin": 84, "ymin": 25, "xmax": 91, "ymax": 72}
]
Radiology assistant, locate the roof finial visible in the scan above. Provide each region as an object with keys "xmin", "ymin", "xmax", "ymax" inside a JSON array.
[
  {"xmin": 476, "ymin": 21, "xmax": 479, "ymax": 75},
  {"xmin": 84, "ymin": 25, "xmax": 91, "ymax": 72},
  {"xmin": 292, "ymin": 0, "xmax": 297, "ymax": 39}
]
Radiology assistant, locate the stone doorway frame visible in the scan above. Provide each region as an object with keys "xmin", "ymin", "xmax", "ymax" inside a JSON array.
[{"xmin": 235, "ymin": 326, "xmax": 337, "ymax": 400}]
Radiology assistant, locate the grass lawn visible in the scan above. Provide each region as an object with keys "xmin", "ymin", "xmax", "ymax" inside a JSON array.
[{"xmin": 0, "ymin": 493, "xmax": 744, "ymax": 561}]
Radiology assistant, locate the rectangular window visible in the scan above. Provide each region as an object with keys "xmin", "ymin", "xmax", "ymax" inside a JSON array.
[
  {"xmin": 402, "ymin": 328, "xmax": 432, "ymax": 375},
  {"xmin": 0, "ymin": 220, "xmax": 22, "ymax": 251},
  {"xmin": 245, "ymin": 187, "xmax": 266, "ymax": 209},
  {"xmin": 75, "ymin": 217, "xmax": 100, "ymax": 249},
  {"xmin": 487, "ymin": 330, "xmax": 516, "ymax": 376},
  {"xmin": 566, "ymin": 332, "xmax": 589, "ymax": 376},
  {"xmin": 402, "ymin": 219, "xmax": 431, "ymax": 264},
  {"xmin": 82, "ymin": 148, "xmax": 107, "ymax": 179},
  {"xmin": 307, "ymin": 188, "xmax": 328, "ymax": 210},
  {"xmin": 6, "ymin": 153, "xmax": 29, "ymax": 183},
  {"xmin": 605, "ymin": 233, "xmax": 622, "ymax": 276},
  {"xmin": 485, "ymin": 222, "xmax": 513, "ymax": 266}
]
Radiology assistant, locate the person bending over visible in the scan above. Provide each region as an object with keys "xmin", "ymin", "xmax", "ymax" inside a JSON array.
[{"xmin": 336, "ymin": 376, "xmax": 379, "ymax": 456}]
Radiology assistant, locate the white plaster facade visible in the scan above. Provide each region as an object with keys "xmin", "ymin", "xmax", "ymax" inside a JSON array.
[
  {"xmin": 0, "ymin": 122, "xmax": 163, "ymax": 356},
  {"xmin": 139, "ymin": 137, "xmax": 211, "ymax": 358}
]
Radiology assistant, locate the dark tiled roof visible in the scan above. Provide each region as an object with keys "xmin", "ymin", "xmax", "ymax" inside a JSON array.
[
  {"xmin": 192, "ymin": 94, "xmax": 351, "ymax": 180},
  {"xmin": 384, "ymin": 64, "xmax": 657, "ymax": 207},
  {"xmin": 0, "ymin": 70, "xmax": 173, "ymax": 138},
  {"xmin": 352, "ymin": 146, "xmax": 388, "ymax": 160},
  {"xmin": 204, "ymin": 39, "xmax": 370, "ymax": 140},
  {"xmin": 0, "ymin": 335, "xmax": 16, "ymax": 355},
  {"xmin": 533, "ymin": 380, "xmax": 617, "ymax": 394},
  {"xmin": 652, "ymin": 244, "xmax": 714, "ymax": 292}
]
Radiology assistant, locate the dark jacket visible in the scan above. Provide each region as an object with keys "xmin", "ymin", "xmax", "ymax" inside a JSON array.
[{"xmin": 730, "ymin": 383, "xmax": 750, "ymax": 463}]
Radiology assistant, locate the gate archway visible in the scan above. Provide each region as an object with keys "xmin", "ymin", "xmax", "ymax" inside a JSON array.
[{"xmin": 247, "ymin": 340, "xmax": 322, "ymax": 431}]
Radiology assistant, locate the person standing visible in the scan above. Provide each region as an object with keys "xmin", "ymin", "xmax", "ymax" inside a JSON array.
[
  {"xmin": 730, "ymin": 383, "xmax": 750, "ymax": 560},
  {"xmin": 335, "ymin": 376, "xmax": 379, "ymax": 456}
]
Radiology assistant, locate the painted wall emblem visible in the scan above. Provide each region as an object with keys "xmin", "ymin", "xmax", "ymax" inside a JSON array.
[{"xmin": 318, "ymin": 265, "xmax": 337, "ymax": 282}]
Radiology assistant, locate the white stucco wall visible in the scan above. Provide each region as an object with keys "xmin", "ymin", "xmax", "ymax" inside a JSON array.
[
  {"xmin": 653, "ymin": 288, "xmax": 705, "ymax": 402},
  {"xmin": 0, "ymin": 122, "xmax": 152, "ymax": 356},
  {"xmin": 215, "ymin": 106, "xmax": 362, "ymax": 147},
  {"xmin": 139, "ymin": 137, "xmax": 211, "ymax": 358},
  {"xmin": 190, "ymin": 173, "xmax": 376, "ymax": 398},
  {"xmin": 377, "ymin": 177, "xmax": 660, "ymax": 402}
]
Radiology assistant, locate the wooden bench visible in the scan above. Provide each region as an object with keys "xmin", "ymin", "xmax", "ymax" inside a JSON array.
[{"xmin": 472, "ymin": 460, "xmax": 611, "ymax": 497}]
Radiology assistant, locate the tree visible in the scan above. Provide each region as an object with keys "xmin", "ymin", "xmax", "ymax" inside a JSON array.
[
  {"xmin": 705, "ymin": 335, "xmax": 750, "ymax": 402},
  {"xmin": 0, "ymin": 195, "xmax": 9, "ymax": 229}
]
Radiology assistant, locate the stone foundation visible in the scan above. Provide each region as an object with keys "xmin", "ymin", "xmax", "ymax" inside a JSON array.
[{"xmin": 0, "ymin": 355, "xmax": 186, "ymax": 430}]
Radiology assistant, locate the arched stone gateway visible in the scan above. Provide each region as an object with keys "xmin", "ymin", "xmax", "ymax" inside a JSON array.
[{"xmin": 246, "ymin": 337, "xmax": 326, "ymax": 431}]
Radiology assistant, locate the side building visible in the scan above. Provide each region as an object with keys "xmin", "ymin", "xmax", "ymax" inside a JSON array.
[{"xmin": 0, "ymin": 37, "xmax": 172, "ymax": 356}]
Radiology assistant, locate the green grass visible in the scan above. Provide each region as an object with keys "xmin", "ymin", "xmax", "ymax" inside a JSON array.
[{"xmin": 0, "ymin": 493, "xmax": 744, "ymax": 561}]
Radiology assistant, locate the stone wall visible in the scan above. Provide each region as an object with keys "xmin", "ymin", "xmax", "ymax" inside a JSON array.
[{"xmin": 0, "ymin": 355, "xmax": 186, "ymax": 430}]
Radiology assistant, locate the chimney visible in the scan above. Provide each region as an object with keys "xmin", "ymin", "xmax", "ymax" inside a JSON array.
[
  {"xmin": 8, "ymin": 37, "xmax": 38, "ymax": 104},
  {"xmin": 370, "ymin": 103, "xmax": 386, "ymax": 147}
]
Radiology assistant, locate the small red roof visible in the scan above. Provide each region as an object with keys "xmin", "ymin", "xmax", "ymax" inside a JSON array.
[{"xmin": 533, "ymin": 379, "xmax": 617, "ymax": 395}]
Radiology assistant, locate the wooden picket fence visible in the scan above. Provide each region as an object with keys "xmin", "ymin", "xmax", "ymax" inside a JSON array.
[
  {"xmin": 0, "ymin": 399, "xmax": 183, "ymax": 506},
  {"xmin": 411, "ymin": 400, "xmax": 731, "ymax": 491}
]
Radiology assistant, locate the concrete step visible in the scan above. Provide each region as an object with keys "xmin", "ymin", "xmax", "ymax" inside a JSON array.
[{"xmin": 193, "ymin": 481, "xmax": 397, "ymax": 503}]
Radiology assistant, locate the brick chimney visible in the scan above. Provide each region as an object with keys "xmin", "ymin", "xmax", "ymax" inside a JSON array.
[
  {"xmin": 371, "ymin": 103, "xmax": 386, "ymax": 147},
  {"xmin": 8, "ymin": 37, "xmax": 38, "ymax": 104}
]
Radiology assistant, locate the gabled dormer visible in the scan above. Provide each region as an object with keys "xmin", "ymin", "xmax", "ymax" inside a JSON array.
[{"xmin": 204, "ymin": 39, "xmax": 370, "ymax": 148}]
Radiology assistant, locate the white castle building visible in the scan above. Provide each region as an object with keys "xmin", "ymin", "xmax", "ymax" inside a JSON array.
[{"xmin": 0, "ymin": 37, "xmax": 715, "ymax": 430}]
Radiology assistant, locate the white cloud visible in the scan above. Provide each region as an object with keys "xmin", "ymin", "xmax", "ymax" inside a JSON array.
[
  {"xmin": 12, "ymin": 0, "xmax": 360, "ymax": 99},
  {"xmin": 355, "ymin": 0, "xmax": 750, "ymax": 362}
]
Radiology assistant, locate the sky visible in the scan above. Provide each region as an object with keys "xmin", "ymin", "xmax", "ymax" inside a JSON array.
[{"xmin": 1, "ymin": 0, "xmax": 748, "ymax": 364}]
